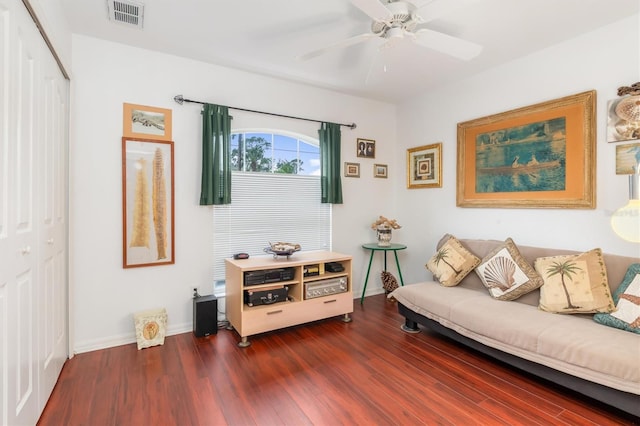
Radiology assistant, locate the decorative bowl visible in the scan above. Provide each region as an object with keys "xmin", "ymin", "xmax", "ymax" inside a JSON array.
[{"xmin": 264, "ymin": 242, "xmax": 301, "ymax": 258}]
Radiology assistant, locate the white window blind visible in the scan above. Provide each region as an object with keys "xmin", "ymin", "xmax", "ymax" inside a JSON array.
[{"xmin": 212, "ymin": 172, "xmax": 331, "ymax": 285}]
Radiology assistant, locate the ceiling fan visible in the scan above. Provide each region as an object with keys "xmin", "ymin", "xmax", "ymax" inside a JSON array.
[{"xmin": 298, "ymin": 0, "xmax": 482, "ymax": 62}]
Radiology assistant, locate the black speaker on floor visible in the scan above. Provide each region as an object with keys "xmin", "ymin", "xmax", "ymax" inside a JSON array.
[{"xmin": 193, "ymin": 294, "xmax": 218, "ymax": 337}]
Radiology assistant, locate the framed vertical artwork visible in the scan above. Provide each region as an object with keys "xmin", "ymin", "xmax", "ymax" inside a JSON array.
[
  {"xmin": 123, "ymin": 103, "xmax": 173, "ymax": 141},
  {"xmin": 407, "ymin": 143, "xmax": 442, "ymax": 188},
  {"xmin": 344, "ymin": 162, "xmax": 360, "ymax": 177},
  {"xmin": 357, "ymin": 138, "xmax": 376, "ymax": 158},
  {"xmin": 122, "ymin": 137, "xmax": 175, "ymax": 268},
  {"xmin": 374, "ymin": 164, "xmax": 388, "ymax": 178},
  {"xmin": 456, "ymin": 90, "xmax": 596, "ymax": 209}
]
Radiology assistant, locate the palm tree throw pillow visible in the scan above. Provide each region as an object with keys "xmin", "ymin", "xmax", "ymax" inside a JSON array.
[
  {"xmin": 426, "ymin": 234, "xmax": 480, "ymax": 287},
  {"xmin": 534, "ymin": 248, "xmax": 615, "ymax": 314}
]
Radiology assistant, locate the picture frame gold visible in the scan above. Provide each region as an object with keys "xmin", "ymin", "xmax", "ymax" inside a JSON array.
[
  {"xmin": 344, "ymin": 162, "xmax": 360, "ymax": 177},
  {"xmin": 123, "ymin": 103, "xmax": 173, "ymax": 141},
  {"xmin": 407, "ymin": 143, "xmax": 442, "ymax": 188},
  {"xmin": 374, "ymin": 164, "xmax": 388, "ymax": 178},
  {"xmin": 357, "ymin": 138, "xmax": 375, "ymax": 158},
  {"xmin": 457, "ymin": 90, "xmax": 596, "ymax": 209},
  {"xmin": 122, "ymin": 137, "xmax": 175, "ymax": 268}
]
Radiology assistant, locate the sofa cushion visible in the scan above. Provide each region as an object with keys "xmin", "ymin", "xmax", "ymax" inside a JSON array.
[
  {"xmin": 474, "ymin": 238, "xmax": 543, "ymax": 301},
  {"xmin": 426, "ymin": 234, "xmax": 480, "ymax": 287},
  {"xmin": 593, "ymin": 263, "xmax": 640, "ymax": 334},
  {"xmin": 534, "ymin": 248, "xmax": 615, "ymax": 314}
]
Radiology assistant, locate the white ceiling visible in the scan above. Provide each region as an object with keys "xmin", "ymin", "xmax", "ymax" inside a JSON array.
[{"xmin": 61, "ymin": 0, "xmax": 639, "ymax": 103}]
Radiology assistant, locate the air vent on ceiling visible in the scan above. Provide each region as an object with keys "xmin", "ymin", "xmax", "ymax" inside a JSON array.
[{"xmin": 107, "ymin": 0, "xmax": 144, "ymax": 29}]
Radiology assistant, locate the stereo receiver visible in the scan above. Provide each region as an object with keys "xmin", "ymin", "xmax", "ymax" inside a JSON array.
[{"xmin": 304, "ymin": 277, "xmax": 348, "ymax": 300}]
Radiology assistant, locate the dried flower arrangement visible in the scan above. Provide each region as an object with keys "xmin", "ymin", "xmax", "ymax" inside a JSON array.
[{"xmin": 370, "ymin": 215, "xmax": 402, "ymax": 230}]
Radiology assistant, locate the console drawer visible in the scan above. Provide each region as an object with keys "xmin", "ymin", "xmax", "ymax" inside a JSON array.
[{"xmin": 241, "ymin": 293, "xmax": 352, "ymax": 336}]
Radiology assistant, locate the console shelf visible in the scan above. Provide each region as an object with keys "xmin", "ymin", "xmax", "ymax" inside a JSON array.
[{"xmin": 225, "ymin": 251, "xmax": 353, "ymax": 347}]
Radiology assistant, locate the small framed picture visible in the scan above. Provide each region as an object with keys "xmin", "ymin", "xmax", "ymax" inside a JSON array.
[
  {"xmin": 123, "ymin": 103, "xmax": 173, "ymax": 141},
  {"xmin": 374, "ymin": 164, "xmax": 388, "ymax": 178},
  {"xmin": 607, "ymin": 97, "xmax": 640, "ymax": 143},
  {"xmin": 407, "ymin": 143, "xmax": 442, "ymax": 188},
  {"xmin": 357, "ymin": 138, "xmax": 376, "ymax": 158},
  {"xmin": 344, "ymin": 162, "xmax": 360, "ymax": 177},
  {"xmin": 616, "ymin": 142, "xmax": 640, "ymax": 174}
]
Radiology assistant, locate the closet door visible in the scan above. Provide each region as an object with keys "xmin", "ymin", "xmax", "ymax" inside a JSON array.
[
  {"xmin": 0, "ymin": 1, "xmax": 68, "ymax": 424},
  {"xmin": 0, "ymin": 2, "xmax": 13, "ymax": 424},
  {"xmin": 3, "ymin": 2, "xmax": 41, "ymax": 424},
  {"xmin": 38, "ymin": 36, "xmax": 68, "ymax": 405}
]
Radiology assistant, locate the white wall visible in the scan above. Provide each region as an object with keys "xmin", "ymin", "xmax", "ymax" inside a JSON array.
[
  {"xmin": 394, "ymin": 15, "xmax": 640, "ymax": 286},
  {"xmin": 71, "ymin": 14, "xmax": 640, "ymax": 353},
  {"xmin": 70, "ymin": 35, "xmax": 398, "ymax": 352}
]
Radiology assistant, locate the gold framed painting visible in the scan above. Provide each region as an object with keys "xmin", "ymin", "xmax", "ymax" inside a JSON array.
[
  {"xmin": 407, "ymin": 143, "xmax": 442, "ymax": 188},
  {"xmin": 457, "ymin": 90, "xmax": 596, "ymax": 209},
  {"xmin": 123, "ymin": 103, "xmax": 173, "ymax": 141},
  {"xmin": 122, "ymin": 137, "xmax": 175, "ymax": 268}
]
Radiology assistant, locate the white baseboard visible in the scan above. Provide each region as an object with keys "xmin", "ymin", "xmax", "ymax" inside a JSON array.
[{"xmin": 73, "ymin": 321, "xmax": 193, "ymax": 354}]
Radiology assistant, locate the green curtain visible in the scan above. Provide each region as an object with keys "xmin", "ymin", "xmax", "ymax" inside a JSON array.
[
  {"xmin": 200, "ymin": 104, "xmax": 231, "ymax": 205},
  {"xmin": 318, "ymin": 122, "xmax": 343, "ymax": 204}
]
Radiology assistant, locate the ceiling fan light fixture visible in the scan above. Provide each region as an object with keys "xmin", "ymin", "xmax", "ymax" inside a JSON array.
[{"xmin": 386, "ymin": 27, "xmax": 404, "ymax": 39}]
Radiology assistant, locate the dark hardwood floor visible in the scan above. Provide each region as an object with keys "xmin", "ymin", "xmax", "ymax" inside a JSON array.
[{"xmin": 39, "ymin": 294, "xmax": 638, "ymax": 426}]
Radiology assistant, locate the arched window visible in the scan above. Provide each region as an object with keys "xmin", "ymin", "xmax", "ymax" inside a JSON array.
[
  {"xmin": 213, "ymin": 130, "xmax": 331, "ymax": 291},
  {"xmin": 230, "ymin": 131, "xmax": 320, "ymax": 175}
]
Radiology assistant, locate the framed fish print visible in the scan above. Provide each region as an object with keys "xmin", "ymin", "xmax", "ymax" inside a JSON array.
[
  {"xmin": 122, "ymin": 137, "xmax": 175, "ymax": 268},
  {"xmin": 456, "ymin": 91, "xmax": 596, "ymax": 209}
]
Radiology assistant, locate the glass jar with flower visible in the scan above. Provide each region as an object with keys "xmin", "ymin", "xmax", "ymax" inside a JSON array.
[{"xmin": 371, "ymin": 216, "xmax": 401, "ymax": 246}]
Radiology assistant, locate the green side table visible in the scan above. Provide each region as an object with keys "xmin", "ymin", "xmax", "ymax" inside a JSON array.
[{"xmin": 361, "ymin": 243, "xmax": 407, "ymax": 304}]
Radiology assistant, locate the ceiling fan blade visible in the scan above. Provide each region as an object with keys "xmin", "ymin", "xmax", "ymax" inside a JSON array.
[
  {"xmin": 297, "ymin": 33, "xmax": 378, "ymax": 61},
  {"xmin": 413, "ymin": 28, "xmax": 482, "ymax": 60},
  {"xmin": 350, "ymin": 0, "xmax": 392, "ymax": 22}
]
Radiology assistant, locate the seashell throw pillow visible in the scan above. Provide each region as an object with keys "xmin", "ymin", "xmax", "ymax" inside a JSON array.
[
  {"xmin": 593, "ymin": 264, "xmax": 640, "ymax": 334},
  {"xmin": 534, "ymin": 248, "xmax": 615, "ymax": 314},
  {"xmin": 426, "ymin": 234, "xmax": 480, "ymax": 287},
  {"xmin": 475, "ymin": 238, "xmax": 543, "ymax": 301}
]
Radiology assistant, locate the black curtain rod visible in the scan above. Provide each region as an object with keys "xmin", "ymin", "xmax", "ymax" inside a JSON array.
[{"xmin": 173, "ymin": 95, "xmax": 356, "ymax": 130}]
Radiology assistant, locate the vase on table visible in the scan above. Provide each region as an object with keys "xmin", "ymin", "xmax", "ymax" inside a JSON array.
[{"xmin": 376, "ymin": 225, "xmax": 392, "ymax": 247}]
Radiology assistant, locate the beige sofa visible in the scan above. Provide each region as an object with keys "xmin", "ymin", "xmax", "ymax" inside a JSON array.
[{"xmin": 389, "ymin": 237, "xmax": 640, "ymax": 417}]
